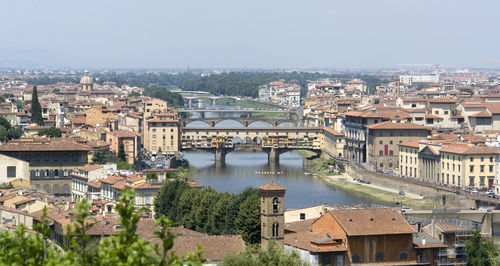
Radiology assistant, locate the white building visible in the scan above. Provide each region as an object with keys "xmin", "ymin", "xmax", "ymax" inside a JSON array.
[
  {"xmin": 258, "ymin": 80, "xmax": 301, "ymax": 108},
  {"xmin": 399, "ymin": 74, "xmax": 440, "ymax": 86}
]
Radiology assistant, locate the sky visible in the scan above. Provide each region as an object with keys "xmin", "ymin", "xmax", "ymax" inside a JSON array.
[{"xmin": 0, "ymin": 0, "xmax": 499, "ymax": 69}]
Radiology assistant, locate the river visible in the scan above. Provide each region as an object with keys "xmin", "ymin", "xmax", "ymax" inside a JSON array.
[{"xmin": 182, "ymin": 101, "xmax": 381, "ymax": 209}]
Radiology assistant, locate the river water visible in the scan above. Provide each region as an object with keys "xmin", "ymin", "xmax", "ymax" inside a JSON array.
[{"xmin": 183, "ymin": 102, "xmax": 380, "ymax": 209}]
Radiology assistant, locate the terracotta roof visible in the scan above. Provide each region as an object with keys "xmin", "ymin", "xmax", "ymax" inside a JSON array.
[
  {"xmin": 78, "ymin": 164, "xmax": 103, "ymax": 172},
  {"xmin": 0, "ymin": 138, "xmax": 91, "ymax": 152},
  {"xmin": 87, "ymin": 180, "xmax": 101, "ymax": 188},
  {"xmin": 441, "ymin": 144, "xmax": 500, "ymax": 155},
  {"xmin": 285, "ymin": 219, "xmax": 316, "ymax": 233},
  {"xmin": 425, "ymin": 114, "xmax": 442, "ymax": 119},
  {"xmin": 329, "ymin": 208, "xmax": 415, "ymax": 236},
  {"xmin": 259, "ymin": 182, "xmax": 286, "ymax": 191},
  {"xmin": 323, "ymin": 127, "xmax": 343, "ymax": 136},
  {"xmin": 399, "ymin": 140, "xmax": 421, "ymax": 148},
  {"xmin": 284, "ymin": 231, "xmax": 347, "ymax": 253},
  {"xmin": 428, "ymin": 98, "xmax": 457, "ymax": 104},
  {"xmin": 366, "ymin": 121, "xmax": 429, "ymax": 130},
  {"xmin": 469, "ymin": 110, "xmax": 492, "ymax": 118},
  {"xmin": 435, "ymin": 222, "xmax": 471, "ymax": 233}
]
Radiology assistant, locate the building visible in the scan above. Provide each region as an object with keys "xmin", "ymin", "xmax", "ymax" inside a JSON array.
[
  {"xmin": 85, "ymin": 107, "xmax": 118, "ymax": 126},
  {"xmin": 399, "ymin": 74, "xmax": 440, "ymax": 86},
  {"xmin": 143, "ymin": 116, "xmax": 179, "ymax": 155},
  {"xmin": 343, "ymin": 107, "xmax": 411, "ymax": 163},
  {"xmin": 259, "ymin": 182, "xmax": 286, "ymax": 246},
  {"xmin": 80, "ymin": 70, "xmax": 93, "ymax": 91},
  {"xmin": 366, "ymin": 121, "xmax": 431, "ymax": 171},
  {"xmin": 0, "ymin": 154, "xmax": 30, "ymax": 185},
  {"xmin": 0, "ymin": 138, "xmax": 91, "ymax": 198},
  {"xmin": 285, "ymin": 208, "xmax": 418, "ymax": 265},
  {"xmin": 399, "ymin": 140, "xmax": 500, "ymax": 188},
  {"xmin": 427, "ymin": 98, "xmax": 458, "ymax": 130},
  {"xmin": 258, "ymin": 81, "xmax": 301, "ymax": 108},
  {"xmin": 106, "ymin": 130, "xmax": 140, "ymax": 164},
  {"xmin": 322, "ymin": 127, "xmax": 345, "ymax": 159}
]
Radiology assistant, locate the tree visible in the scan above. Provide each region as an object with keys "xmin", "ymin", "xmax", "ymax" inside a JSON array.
[
  {"xmin": 7, "ymin": 127, "xmax": 22, "ymax": 140},
  {"xmin": 92, "ymin": 149, "xmax": 117, "ymax": 164},
  {"xmin": 118, "ymin": 143, "xmax": 127, "ymax": 161},
  {"xmin": 31, "ymin": 86, "xmax": 43, "ymax": 125},
  {"xmin": 0, "ymin": 126, "xmax": 8, "ymax": 142},
  {"xmin": 234, "ymin": 193, "xmax": 261, "ymax": 244},
  {"xmin": 38, "ymin": 127, "xmax": 62, "ymax": 138},
  {"xmin": 0, "ymin": 94, "xmax": 5, "ymax": 102},
  {"xmin": 222, "ymin": 242, "xmax": 305, "ymax": 266},
  {"xmin": 146, "ymin": 173, "xmax": 159, "ymax": 181},
  {"xmin": 466, "ymin": 229, "xmax": 498, "ymax": 266},
  {"xmin": 0, "ymin": 189, "xmax": 207, "ymax": 265}
]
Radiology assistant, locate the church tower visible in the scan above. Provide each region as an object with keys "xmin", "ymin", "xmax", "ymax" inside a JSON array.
[
  {"xmin": 259, "ymin": 182, "xmax": 286, "ymax": 246},
  {"xmin": 80, "ymin": 70, "xmax": 93, "ymax": 91}
]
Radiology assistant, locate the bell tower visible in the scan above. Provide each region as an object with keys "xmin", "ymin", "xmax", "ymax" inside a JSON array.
[{"xmin": 259, "ymin": 182, "xmax": 286, "ymax": 246}]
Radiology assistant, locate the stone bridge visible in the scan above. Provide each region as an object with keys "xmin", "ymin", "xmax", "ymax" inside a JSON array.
[
  {"xmin": 181, "ymin": 126, "xmax": 323, "ymax": 167},
  {"xmin": 182, "ymin": 117, "xmax": 298, "ymax": 127},
  {"xmin": 181, "ymin": 96, "xmax": 240, "ymax": 108}
]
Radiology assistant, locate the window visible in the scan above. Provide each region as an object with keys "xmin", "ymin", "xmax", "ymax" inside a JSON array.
[
  {"xmin": 321, "ymin": 255, "xmax": 331, "ymax": 266},
  {"xmin": 469, "ymin": 176, "xmax": 475, "ymax": 186},
  {"xmin": 490, "ymin": 165, "xmax": 494, "ymax": 172},
  {"xmin": 399, "ymin": 251, "xmax": 409, "ymax": 260},
  {"xmin": 444, "ymin": 111, "xmax": 449, "ymax": 115},
  {"xmin": 480, "ymin": 176, "xmax": 485, "ymax": 186},
  {"xmin": 272, "ymin": 222, "xmax": 279, "ymax": 237},
  {"xmin": 389, "ymin": 163, "xmax": 393, "ymax": 168},
  {"xmin": 379, "ymin": 140, "xmax": 383, "ymax": 144},
  {"xmin": 490, "ymin": 157, "xmax": 494, "ymax": 163},
  {"xmin": 44, "ymin": 154, "xmax": 50, "ymax": 162},
  {"xmin": 72, "ymin": 154, "xmax": 79, "ymax": 162},
  {"xmin": 380, "ymin": 163, "xmax": 383, "ymax": 168},
  {"xmin": 7, "ymin": 166, "xmax": 16, "ymax": 177},
  {"xmin": 300, "ymin": 213, "xmax": 306, "ymax": 220},
  {"xmin": 389, "ymin": 150, "xmax": 393, "ymax": 156},
  {"xmin": 481, "ymin": 157, "xmax": 484, "ymax": 162},
  {"xmin": 470, "ymin": 157, "xmax": 473, "ymax": 162},
  {"xmin": 352, "ymin": 254, "xmax": 361, "ymax": 263},
  {"xmin": 379, "ymin": 150, "xmax": 383, "ymax": 156},
  {"xmin": 470, "ymin": 166, "xmax": 474, "ymax": 172},
  {"xmin": 480, "ymin": 165, "xmax": 485, "ymax": 172},
  {"xmin": 375, "ymin": 252, "xmax": 384, "ymax": 262},
  {"xmin": 390, "ymin": 140, "xmax": 393, "ymax": 144},
  {"xmin": 272, "ymin": 197, "xmax": 279, "ymax": 213}
]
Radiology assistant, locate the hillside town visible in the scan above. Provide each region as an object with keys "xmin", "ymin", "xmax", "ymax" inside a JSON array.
[{"xmin": 0, "ymin": 68, "xmax": 499, "ymax": 265}]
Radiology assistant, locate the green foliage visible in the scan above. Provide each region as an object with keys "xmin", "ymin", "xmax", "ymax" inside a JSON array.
[
  {"xmin": 0, "ymin": 189, "xmax": 206, "ymax": 265},
  {"xmin": 235, "ymin": 193, "xmax": 261, "ymax": 244},
  {"xmin": 38, "ymin": 127, "xmax": 62, "ymax": 138},
  {"xmin": 0, "ymin": 94, "xmax": 5, "ymax": 102},
  {"xmin": 0, "ymin": 120, "xmax": 21, "ymax": 142},
  {"xmin": 92, "ymin": 149, "xmax": 118, "ymax": 164},
  {"xmin": 118, "ymin": 143, "xmax": 127, "ymax": 161},
  {"xmin": 0, "ymin": 182, "xmax": 14, "ymax": 189},
  {"xmin": 154, "ymin": 182, "xmax": 261, "ymax": 244},
  {"xmin": 31, "ymin": 86, "xmax": 44, "ymax": 125},
  {"xmin": 129, "ymin": 91, "xmax": 141, "ymax": 97},
  {"xmin": 143, "ymin": 85, "xmax": 184, "ymax": 108},
  {"xmin": 466, "ymin": 229, "xmax": 499, "ymax": 266},
  {"xmin": 116, "ymin": 160, "xmax": 136, "ymax": 170},
  {"xmin": 146, "ymin": 173, "xmax": 159, "ymax": 181},
  {"xmin": 222, "ymin": 242, "xmax": 306, "ymax": 266}
]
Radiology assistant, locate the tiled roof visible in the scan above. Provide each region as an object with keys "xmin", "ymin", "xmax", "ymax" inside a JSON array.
[
  {"xmin": 107, "ymin": 130, "xmax": 140, "ymax": 138},
  {"xmin": 284, "ymin": 231, "xmax": 347, "ymax": 253},
  {"xmin": 441, "ymin": 144, "xmax": 500, "ymax": 155},
  {"xmin": 0, "ymin": 138, "xmax": 91, "ymax": 152},
  {"xmin": 425, "ymin": 114, "xmax": 442, "ymax": 119},
  {"xmin": 398, "ymin": 140, "xmax": 421, "ymax": 148},
  {"xmin": 78, "ymin": 164, "xmax": 103, "ymax": 172},
  {"xmin": 428, "ymin": 98, "xmax": 457, "ymax": 103},
  {"xmin": 435, "ymin": 222, "xmax": 471, "ymax": 233},
  {"xmin": 469, "ymin": 110, "xmax": 492, "ymax": 118},
  {"xmin": 259, "ymin": 182, "xmax": 286, "ymax": 191},
  {"xmin": 366, "ymin": 121, "xmax": 429, "ymax": 130},
  {"xmin": 285, "ymin": 219, "xmax": 316, "ymax": 233},
  {"xmin": 323, "ymin": 127, "xmax": 343, "ymax": 136},
  {"xmin": 329, "ymin": 208, "xmax": 415, "ymax": 236}
]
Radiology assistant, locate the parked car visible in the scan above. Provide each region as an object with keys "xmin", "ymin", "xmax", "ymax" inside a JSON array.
[{"xmin": 399, "ymin": 190, "xmax": 405, "ymax": 195}]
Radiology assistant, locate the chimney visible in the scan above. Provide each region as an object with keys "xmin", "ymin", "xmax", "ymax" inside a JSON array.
[{"xmin": 431, "ymin": 216, "xmax": 436, "ymax": 238}]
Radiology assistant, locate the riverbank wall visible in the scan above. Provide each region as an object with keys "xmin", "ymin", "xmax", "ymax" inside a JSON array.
[{"xmin": 346, "ymin": 163, "xmax": 476, "ymax": 209}]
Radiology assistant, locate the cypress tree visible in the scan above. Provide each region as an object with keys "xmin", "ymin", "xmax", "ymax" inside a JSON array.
[
  {"xmin": 118, "ymin": 143, "xmax": 127, "ymax": 161},
  {"xmin": 31, "ymin": 86, "xmax": 43, "ymax": 125}
]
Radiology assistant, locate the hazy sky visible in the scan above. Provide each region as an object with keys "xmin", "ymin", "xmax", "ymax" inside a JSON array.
[{"xmin": 1, "ymin": 0, "xmax": 499, "ymax": 69}]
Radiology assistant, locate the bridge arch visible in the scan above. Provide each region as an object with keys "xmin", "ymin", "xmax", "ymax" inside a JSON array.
[
  {"xmin": 277, "ymin": 122, "xmax": 296, "ymax": 127},
  {"xmin": 185, "ymin": 121, "xmax": 211, "ymax": 127},
  {"xmin": 247, "ymin": 121, "xmax": 273, "ymax": 127},
  {"xmin": 214, "ymin": 119, "xmax": 245, "ymax": 127}
]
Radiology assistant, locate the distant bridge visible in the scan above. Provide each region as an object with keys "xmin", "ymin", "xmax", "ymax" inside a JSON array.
[
  {"xmin": 181, "ymin": 96, "xmax": 241, "ymax": 108},
  {"xmin": 181, "ymin": 126, "xmax": 323, "ymax": 167},
  {"xmin": 183, "ymin": 117, "xmax": 298, "ymax": 127}
]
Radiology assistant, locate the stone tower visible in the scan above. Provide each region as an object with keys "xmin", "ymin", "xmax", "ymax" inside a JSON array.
[
  {"xmin": 259, "ymin": 182, "xmax": 286, "ymax": 246},
  {"xmin": 80, "ymin": 70, "xmax": 93, "ymax": 91}
]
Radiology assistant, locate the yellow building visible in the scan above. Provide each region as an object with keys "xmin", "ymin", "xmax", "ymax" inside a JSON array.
[
  {"xmin": 143, "ymin": 117, "xmax": 179, "ymax": 155},
  {"xmin": 106, "ymin": 130, "xmax": 140, "ymax": 164},
  {"xmin": 399, "ymin": 140, "xmax": 499, "ymax": 189},
  {"xmin": 85, "ymin": 107, "xmax": 118, "ymax": 126},
  {"xmin": 322, "ymin": 127, "xmax": 345, "ymax": 158}
]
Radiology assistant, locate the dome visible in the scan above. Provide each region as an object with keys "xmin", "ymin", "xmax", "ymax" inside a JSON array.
[{"xmin": 80, "ymin": 70, "xmax": 93, "ymax": 85}]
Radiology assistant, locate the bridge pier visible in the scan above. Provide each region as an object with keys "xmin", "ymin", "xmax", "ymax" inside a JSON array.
[
  {"xmin": 200, "ymin": 111, "xmax": 205, "ymax": 118},
  {"xmin": 268, "ymin": 148, "xmax": 280, "ymax": 166},
  {"xmin": 212, "ymin": 98, "xmax": 217, "ymax": 105},
  {"xmin": 188, "ymin": 99, "xmax": 193, "ymax": 108}
]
